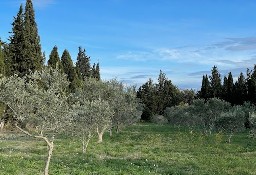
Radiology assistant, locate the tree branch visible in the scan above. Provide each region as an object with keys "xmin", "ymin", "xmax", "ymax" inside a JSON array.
[{"xmin": 15, "ymin": 123, "xmax": 33, "ymax": 137}]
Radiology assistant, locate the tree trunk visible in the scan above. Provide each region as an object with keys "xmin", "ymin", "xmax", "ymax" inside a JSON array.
[
  {"xmin": 228, "ymin": 133, "xmax": 233, "ymax": 143},
  {"xmin": 109, "ymin": 128, "xmax": 112, "ymax": 137},
  {"xmin": 116, "ymin": 124, "xmax": 120, "ymax": 134},
  {"xmin": 44, "ymin": 140, "xmax": 54, "ymax": 175},
  {"xmin": 82, "ymin": 132, "xmax": 91, "ymax": 154},
  {"xmin": 35, "ymin": 135, "xmax": 54, "ymax": 175},
  {"xmin": 15, "ymin": 124, "xmax": 54, "ymax": 175},
  {"xmin": 0, "ymin": 120, "xmax": 4, "ymax": 132},
  {"xmin": 97, "ymin": 127, "xmax": 106, "ymax": 143}
]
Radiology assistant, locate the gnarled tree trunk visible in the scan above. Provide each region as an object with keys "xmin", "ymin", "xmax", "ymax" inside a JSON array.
[
  {"xmin": 15, "ymin": 124, "xmax": 54, "ymax": 175},
  {"xmin": 96, "ymin": 126, "xmax": 107, "ymax": 143}
]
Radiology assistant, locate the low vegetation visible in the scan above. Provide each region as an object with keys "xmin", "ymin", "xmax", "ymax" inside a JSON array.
[{"xmin": 0, "ymin": 124, "xmax": 256, "ymax": 175}]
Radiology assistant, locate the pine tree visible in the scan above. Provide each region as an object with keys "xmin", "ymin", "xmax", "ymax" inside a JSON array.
[
  {"xmin": 209, "ymin": 66, "xmax": 222, "ymax": 98},
  {"xmin": 23, "ymin": 0, "xmax": 43, "ymax": 74},
  {"xmin": 76, "ymin": 47, "xmax": 91, "ymax": 80},
  {"xmin": 61, "ymin": 49, "xmax": 79, "ymax": 92},
  {"xmin": 8, "ymin": 5, "xmax": 25, "ymax": 76},
  {"xmin": 48, "ymin": 46, "xmax": 62, "ymax": 70}
]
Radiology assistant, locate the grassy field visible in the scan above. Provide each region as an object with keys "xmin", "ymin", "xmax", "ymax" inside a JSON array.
[{"xmin": 0, "ymin": 123, "xmax": 256, "ymax": 175}]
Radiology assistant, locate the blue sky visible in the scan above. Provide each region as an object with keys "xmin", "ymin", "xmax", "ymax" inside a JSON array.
[{"xmin": 1, "ymin": 0, "xmax": 256, "ymax": 89}]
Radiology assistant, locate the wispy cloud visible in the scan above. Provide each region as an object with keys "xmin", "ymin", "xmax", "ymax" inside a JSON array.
[
  {"xmin": 113, "ymin": 36, "xmax": 256, "ymax": 89},
  {"xmin": 214, "ymin": 37, "xmax": 256, "ymax": 51},
  {"xmin": 116, "ymin": 46, "xmax": 242, "ymax": 67}
]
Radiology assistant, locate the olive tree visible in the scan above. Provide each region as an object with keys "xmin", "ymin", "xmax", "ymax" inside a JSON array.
[
  {"xmin": 106, "ymin": 80, "xmax": 142, "ymax": 134},
  {"xmin": 110, "ymin": 81, "xmax": 143, "ymax": 132},
  {"xmin": 249, "ymin": 111, "xmax": 256, "ymax": 138},
  {"xmin": 71, "ymin": 95, "xmax": 113, "ymax": 152},
  {"xmin": 0, "ymin": 68, "xmax": 72, "ymax": 175},
  {"xmin": 215, "ymin": 106, "xmax": 245, "ymax": 143},
  {"xmin": 71, "ymin": 79, "xmax": 113, "ymax": 144},
  {"xmin": 189, "ymin": 98, "xmax": 231, "ymax": 134}
]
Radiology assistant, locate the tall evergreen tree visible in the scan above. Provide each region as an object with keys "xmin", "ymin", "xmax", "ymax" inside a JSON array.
[
  {"xmin": 199, "ymin": 75, "xmax": 211, "ymax": 100},
  {"xmin": 155, "ymin": 70, "xmax": 181, "ymax": 114},
  {"xmin": 137, "ymin": 78, "xmax": 156, "ymax": 121},
  {"xmin": 95, "ymin": 63, "xmax": 100, "ymax": 80},
  {"xmin": 0, "ymin": 40, "xmax": 5, "ymax": 76},
  {"xmin": 8, "ymin": 5, "xmax": 25, "ymax": 76},
  {"xmin": 222, "ymin": 76, "xmax": 228, "ymax": 100},
  {"xmin": 91, "ymin": 63, "xmax": 100, "ymax": 80},
  {"xmin": 222, "ymin": 72, "xmax": 233, "ymax": 103},
  {"xmin": 48, "ymin": 46, "xmax": 63, "ymax": 70},
  {"xmin": 233, "ymin": 72, "xmax": 247, "ymax": 105},
  {"xmin": 76, "ymin": 47, "xmax": 91, "ymax": 80},
  {"xmin": 209, "ymin": 66, "xmax": 222, "ymax": 98},
  {"xmin": 61, "ymin": 49, "xmax": 79, "ymax": 92},
  {"xmin": 156, "ymin": 70, "xmax": 167, "ymax": 114},
  {"xmin": 247, "ymin": 65, "xmax": 256, "ymax": 104},
  {"xmin": 23, "ymin": 0, "xmax": 43, "ymax": 74},
  {"xmin": 137, "ymin": 70, "xmax": 182, "ymax": 120},
  {"xmin": 227, "ymin": 72, "xmax": 234, "ymax": 103},
  {"xmin": 2, "ymin": 42, "xmax": 11, "ymax": 76}
]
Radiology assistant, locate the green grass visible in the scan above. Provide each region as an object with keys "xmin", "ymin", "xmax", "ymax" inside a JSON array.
[{"xmin": 0, "ymin": 124, "xmax": 256, "ymax": 175}]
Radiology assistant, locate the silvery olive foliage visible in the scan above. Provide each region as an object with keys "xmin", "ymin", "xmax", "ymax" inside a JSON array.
[
  {"xmin": 70, "ymin": 78, "xmax": 113, "ymax": 143},
  {"xmin": 106, "ymin": 79, "xmax": 142, "ymax": 133},
  {"xmin": 0, "ymin": 68, "xmax": 72, "ymax": 134},
  {"xmin": 0, "ymin": 67, "xmax": 72, "ymax": 175},
  {"xmin": 71, "ymin": 95, "xmax": 113, "ymax": 147},
  {"xmin": 70, "ymin": 78, "xmax": 141, "ymax": 144}
]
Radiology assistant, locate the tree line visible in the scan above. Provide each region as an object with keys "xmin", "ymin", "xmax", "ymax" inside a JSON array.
[
  {"xmin": 198, "ymin": 65, "xmax": 254, "ymax": 105},
  {"xmin": 137, "ymin": 65, "xmax": 256, "ymax": 121}
]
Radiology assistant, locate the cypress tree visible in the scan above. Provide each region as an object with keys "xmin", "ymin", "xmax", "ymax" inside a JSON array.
[
  {"xmin": 8, "ymin": 5, "xmax": 25, "ymax": 76},
  {"xmin": 91, "ymin": 63, "xmax": 101, "ymax": 80},
  {"xmin": 137, "ymin": 78, "xmax": 156, "ymax": 121},
  {"xmin": 95, "ymin": 63, "xmax": 100, "ymax": 80},
  {"xmin": 234, "ymin": 72, "xmax": 246, "ymax": 105},
  {"xmin": 48, "ymin": 46, "xmax": 62, "ymax": 70},
  {"xmin": 91, "ymin": 63, "xmax": 96, "ymax": 78},
  {"xmin": 199, "ymin": 75, "xmax": 210, "ymax": 100},
  {"xmin": 0, "ymin": 40, "xmax": 5, "ymax": 76},
  {"xmin": 209, "ymin": 66, "xmax": 222, "ymax": 98},
  {"xmin": 76, "ymin": 47, "xmax": 91, "ymax": 80},
  {"xmin": 2, "ymin": 42, "xmax": 11, "ymax": 76},
  {"xmin": 247, "ymin": 65, "xmax": 256, "ymax": 104},
  {"xmin": 226, "ymin": 72, "xmax": 234, "ymax": 104},
  {"xmin": 156, "ymin": 70, "xmax": 167, "ymax": 114},
  {"xmin": 23, "ymin": 0, "xmax": 43, "ymax": 74},
  {"xmin": 222, "ymin": 76, "xmax": 228, "ymax": 101},
  {"xmin": 61, "ymin": 49, "xmax": 79, "ymax": 92}
]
